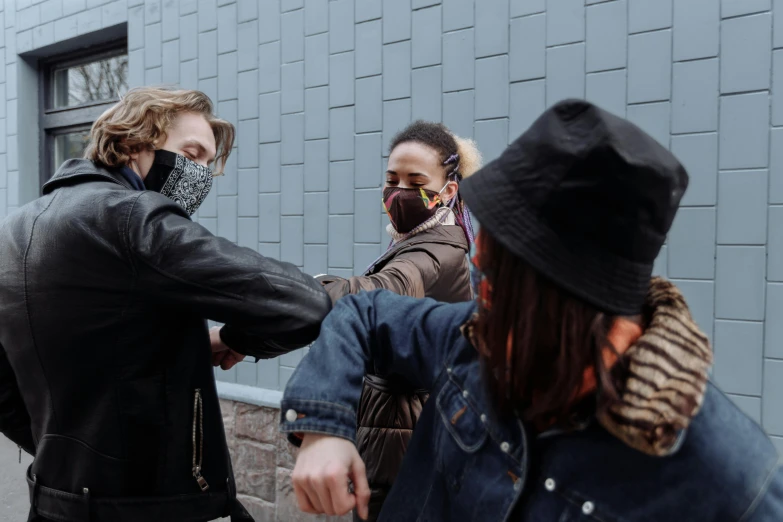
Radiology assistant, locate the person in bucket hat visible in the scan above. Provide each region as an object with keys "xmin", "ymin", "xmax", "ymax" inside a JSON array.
[{"xmin": 280, "ymin": 100, "xmax": 783, "ymax": 521}]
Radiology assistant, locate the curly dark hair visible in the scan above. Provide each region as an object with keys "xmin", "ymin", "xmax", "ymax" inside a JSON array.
[
  {"xmin": 389, "ymin": 120, "xmax": 458, "ymax": 166},
  {"xmin": 389, "ymin": 120, "xmax": 482, "ymax": 180}
]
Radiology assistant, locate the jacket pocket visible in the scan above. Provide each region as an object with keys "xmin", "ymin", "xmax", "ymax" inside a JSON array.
[
  {"xmin": 432, "ymin": 379, "xmax": 489, "ymax": 497},
  {"xmin": 31, "ymin": 434, "xmax": 131, "ymax": 496},
  {"xmin": 435, "ymin": 378, "xmax": 487, "ymax": 453}
]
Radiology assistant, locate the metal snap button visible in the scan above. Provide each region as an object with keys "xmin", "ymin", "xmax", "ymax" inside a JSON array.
[
  {"xmin": 285, "ymin": 409, "xmax": 297, "ymax": 423},
  {"xmin": 500, "ymin": 441, "xmax": 510, "ymax": 453},
  {"xmin": 83, "ymin": 488, "xmax": 89, "ymax": 495},
  {"xmin": 544, "ymin": 478, "xmax": 556, "ymax": 492},
  {"xmin": 462, "ymin": 390, "xmax": 469, "ymax": 398},
  {"xmin": 446, "ymin": 367, "xmax": 453, "ymax": 374},
  {"xmin": 480, "ymin": 414, "xmax": 487, "ymax": 423},
  {"xmin": 582, "ymin": 501, "xmax": 595, "ymax": 515},
  {"xmin": 513, "ymin": 480, "xmax": 522, "ymax": 492}
]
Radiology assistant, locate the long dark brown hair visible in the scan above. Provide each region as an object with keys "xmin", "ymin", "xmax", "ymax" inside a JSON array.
[{"xmin": 473, "ymin": 231, "xmax": 623, "ymax": 427}]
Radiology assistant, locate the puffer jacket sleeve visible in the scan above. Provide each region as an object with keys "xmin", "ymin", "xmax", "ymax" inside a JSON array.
[
  {"xmin": 320, "ymin": 250, "xmax": 440, "ymax": 303},
  {"xmin": 0, "ymin": 342, "xmax": 34, "ymax": 455},
  {"xmin": 124, "ymin": 192, "xmax": 332, "ymax": 359}
]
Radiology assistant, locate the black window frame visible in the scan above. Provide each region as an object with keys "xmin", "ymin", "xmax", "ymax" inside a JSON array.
[{"xmin": 38, "ymin": 40, "xmax": 128, "ymax": 188}]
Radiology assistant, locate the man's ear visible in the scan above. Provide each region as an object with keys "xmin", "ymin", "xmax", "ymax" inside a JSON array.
[
  {"xmin": 128, "ymin": 142, "xmax": 151, "ymax": 163},
  {"xmin": 128, "ymin": 144, "xmax": 156, "ymax": 179}
]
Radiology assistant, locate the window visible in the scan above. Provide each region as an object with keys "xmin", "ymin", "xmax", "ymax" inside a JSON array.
[{"xmin": 39, "ymin": 42, "xmax": 128, "ymax": 188}]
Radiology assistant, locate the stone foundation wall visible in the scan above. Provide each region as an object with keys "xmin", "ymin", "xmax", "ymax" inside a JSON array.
[{"xmin": 219, "ymin": 399, "xmax": 351, "ymax": 522}]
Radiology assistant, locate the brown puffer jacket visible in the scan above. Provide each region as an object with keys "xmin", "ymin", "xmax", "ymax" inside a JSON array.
[{"xmin": 318, "ymin": 224, "xmax": 472, "ymax": 522}]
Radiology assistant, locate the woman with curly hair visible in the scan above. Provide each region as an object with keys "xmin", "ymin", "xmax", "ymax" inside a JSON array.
[{"xmin": 314, "ymin": 120, "xmax": 482, "ymax": 522}]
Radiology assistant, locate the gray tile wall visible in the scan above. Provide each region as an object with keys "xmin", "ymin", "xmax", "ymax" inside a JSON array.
[{"xmin": 0, "ymin": 0, "xmax": 780, "ymax": 448}]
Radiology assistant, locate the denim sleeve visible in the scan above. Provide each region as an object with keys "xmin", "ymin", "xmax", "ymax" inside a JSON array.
[
  {"xmin": 280, "ymin": 290, "xmax": 476, "ymax": 444},
  {"xmin": 744, "ymin": 463, "xmax": 783, "ymax": 522}
]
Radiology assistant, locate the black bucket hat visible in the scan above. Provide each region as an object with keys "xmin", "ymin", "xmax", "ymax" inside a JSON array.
[{"xmin": 460, "ymin": 99, "xmax": 689, "ymax": 315}]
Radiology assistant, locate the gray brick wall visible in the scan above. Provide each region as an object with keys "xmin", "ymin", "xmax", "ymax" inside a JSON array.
[{"xmin": 0, "ymin": 0, "xmax": 781, "ymax": 450}]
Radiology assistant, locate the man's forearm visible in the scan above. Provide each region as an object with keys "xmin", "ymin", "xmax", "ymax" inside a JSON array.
[{"xmin": 219, "ymin": 324, "xmax": 314, "ymax": 359}]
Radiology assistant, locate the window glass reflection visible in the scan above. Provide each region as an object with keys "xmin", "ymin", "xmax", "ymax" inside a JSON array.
[
  {"xmin": 52, "ymin": 54, "xmax": 128, "ymax": 109},
  {"xmin": 54, "ymin": 131, "xmax": 91, "ymax": 168}
]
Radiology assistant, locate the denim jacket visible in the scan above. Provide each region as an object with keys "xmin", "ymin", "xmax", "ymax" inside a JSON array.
[{"xmin": 281, "ymin": 291, "xmax": 783, "ymax": 521}]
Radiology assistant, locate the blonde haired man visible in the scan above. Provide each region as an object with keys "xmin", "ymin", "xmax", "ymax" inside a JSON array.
[{"xmin": 0, "ymin": 88, "xmax": 331, "ymax": 522}]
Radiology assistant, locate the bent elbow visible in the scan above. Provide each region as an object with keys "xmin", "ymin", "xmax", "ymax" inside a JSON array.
[
  {"xmin": 299, "ymin": 289, "xmax": 332, "ymax": 342},
  {"xmin": 271, "ymin": 289, "xmax": 332, "ymax": 352},
  {"xmin": 314, "ymin": 286, "xmax": 333, "ymax": 318}
]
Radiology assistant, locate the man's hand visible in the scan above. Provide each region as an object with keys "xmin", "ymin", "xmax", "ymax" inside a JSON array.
[
  {"xmin": 292, "ymin": 434, "xmax": 370, "ymax": 520},
  {"xmin": 210, "ymin": 326, "xmax": 246, "ymax": 371}
]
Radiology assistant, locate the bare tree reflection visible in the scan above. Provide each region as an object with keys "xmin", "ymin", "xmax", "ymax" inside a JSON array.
[
  {"xmin": 55, "ymin": 55, "xmax": 128, "ymax": 108},
  {"xmin": 55, "ymin": 131, "xmax": 92, "ymax": 167}
]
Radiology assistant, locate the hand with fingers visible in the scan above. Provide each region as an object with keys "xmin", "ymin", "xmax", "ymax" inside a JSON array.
[
  {"xmin": 292, "ymin": 434, "xmax": 371, "ymax": 520},
  {"xmin": 210, "ymin": 326, "xmax": 246, "ymax": 370}
]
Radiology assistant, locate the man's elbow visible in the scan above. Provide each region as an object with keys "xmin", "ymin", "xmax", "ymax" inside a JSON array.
[
  {"xmin": 273, "ymin": 288, "xmax": 333, "ymax": 350},
  {"xmin": 298, "ymin": 290, "xmax": 332, "ymax": 342},
  {"xmin": 223, "ymin": 289, "xmax": 332, "ymax": 359}
]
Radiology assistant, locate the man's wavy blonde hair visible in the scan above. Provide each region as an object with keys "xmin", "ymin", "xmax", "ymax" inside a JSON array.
[{"xmin": 84, "ymin": 87, "xmax": 235, "ymax": 174}]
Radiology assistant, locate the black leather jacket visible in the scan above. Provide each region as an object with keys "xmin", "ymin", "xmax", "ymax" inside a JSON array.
[{"xmin": 0, "ymin": 160, "xmax": 331, "ymax": 522}]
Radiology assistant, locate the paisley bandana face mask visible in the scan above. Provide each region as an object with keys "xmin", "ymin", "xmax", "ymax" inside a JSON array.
[
  {"xmin": 143, "ymin": 149, "xmax": 214, "ymax": 216},
  {"xmin": 382, "ymin": 184, "xmax": 448, "ymax": 234}
]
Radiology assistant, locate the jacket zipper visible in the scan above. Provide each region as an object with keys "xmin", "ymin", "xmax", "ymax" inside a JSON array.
[{"xmin": 192, "ymin": 388, "xmax": 209, "ymax": 491}]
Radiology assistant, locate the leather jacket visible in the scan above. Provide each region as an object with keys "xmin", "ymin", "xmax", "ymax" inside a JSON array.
[
  {"xmin": 0, "ymin": 160, "xmax": 331, "ymax": 522},
  {"xmin": 319, "ymin": 225, "xmax": 471, "ymax": 521}
]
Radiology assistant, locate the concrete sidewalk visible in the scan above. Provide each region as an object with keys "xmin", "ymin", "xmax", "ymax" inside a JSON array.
[{"xmin": 0, "ymin": 437, "xmax": 32, "ymax": 521}]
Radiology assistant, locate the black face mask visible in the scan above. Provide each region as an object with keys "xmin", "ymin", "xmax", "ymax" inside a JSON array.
[
  {"xmin": 382, "ymin": 184, "xmax": 448, "ymax": 234},
  {"xmin": 143, "ymin": 149, "xmax": 213, "ymax": 216}
]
